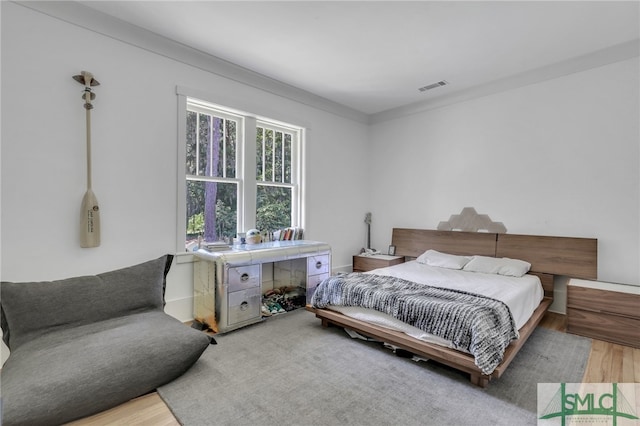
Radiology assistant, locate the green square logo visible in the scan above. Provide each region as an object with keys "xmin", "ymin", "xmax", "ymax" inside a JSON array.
[{"xmin": 538, "ymin": 383, "xmax": 639, "ymax": 425}]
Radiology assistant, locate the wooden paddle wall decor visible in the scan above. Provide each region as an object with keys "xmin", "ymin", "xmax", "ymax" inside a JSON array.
[{"xmin": 73, "ymin": 71, "xmax": 101, "ymax": 248}]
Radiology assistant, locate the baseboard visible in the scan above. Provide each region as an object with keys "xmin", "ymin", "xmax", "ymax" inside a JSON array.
[
  {"xmin": 164, "ymin": 296, "xmax": 194, "ymax": 322},
  {"xmin": 333, "ymin": 264, "xmax": 352, "ymax": 274}
]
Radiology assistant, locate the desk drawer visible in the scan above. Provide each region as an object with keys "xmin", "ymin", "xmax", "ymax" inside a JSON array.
[
  {"xmin": 228, "ymin": 287, "xmax": 261, "ymax": 326},
  {"xmin": 228, "ymin": 265, "xmax": 261, "ymax": 292},
  {"xmin": 308, "ymin": 255, "xmax": 330, "ymax": 275}
]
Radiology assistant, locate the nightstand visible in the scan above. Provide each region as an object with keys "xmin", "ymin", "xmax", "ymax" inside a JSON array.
[
  {"xmin": 353, "ymin": 254, "xmax": 404, "ymax": 272},
  {"xmin": 567, "ymin": 279, "xmax": 640, "ymax": 348}
]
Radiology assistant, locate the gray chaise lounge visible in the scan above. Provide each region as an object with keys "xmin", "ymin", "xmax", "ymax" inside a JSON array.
[{"xmin": 1, "ymin": 254, "xmax": 210, "ymax": 425}]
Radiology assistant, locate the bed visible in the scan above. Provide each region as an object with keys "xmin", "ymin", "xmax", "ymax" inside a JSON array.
[{"xmin": 306, "ymin": 228, "xmax": 597, "ymax": 387}]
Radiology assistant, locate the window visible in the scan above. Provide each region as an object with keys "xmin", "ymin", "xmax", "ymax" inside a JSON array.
[
  {"xmin": 180, "ymin": 96, "xmax": 303, "ymax": 251},
  {"xmin": 255, "ymin": 122, "xmax": 300, "ymax": 233},
  {"xmin": 185, "ymin": 105, "xmax": 240, "ymax": 246}
]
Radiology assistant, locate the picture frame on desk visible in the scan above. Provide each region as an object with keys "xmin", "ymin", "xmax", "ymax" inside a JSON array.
[{"xmin": 388, "ymin": 245, "xmax": 396, "ymax": 256}]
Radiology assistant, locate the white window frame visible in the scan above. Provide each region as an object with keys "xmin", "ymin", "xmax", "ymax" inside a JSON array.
[
  {"xmin": 176, "ymin": 90, "xmax": 304, "ymax": 253},
  {"xmin": 256, "ymin": 120, "xmax": 302, "ymax": 227}
]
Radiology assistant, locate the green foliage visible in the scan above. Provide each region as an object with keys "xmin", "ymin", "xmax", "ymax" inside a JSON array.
[
  {"xmin": 256, "ymin": 200, "xmax": 290, "ymax": 232},
  {"xmin": 186, "ymin": 199, "xmax": 237, "ymax": 238},
  {"xmin": 214, "ymin": 199, "xmax": 236, "ymax": 239},
  {"xmin": 187, "ymin": 212, "xmax": 204, "ymax": 235}
]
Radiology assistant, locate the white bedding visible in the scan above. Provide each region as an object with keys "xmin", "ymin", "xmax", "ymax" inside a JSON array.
[{"xmin": 329, "ymin": 260, "xmax": 544, "ymax": 349}]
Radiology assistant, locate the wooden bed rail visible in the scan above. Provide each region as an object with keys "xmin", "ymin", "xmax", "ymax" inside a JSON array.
[{"xmin": 307, "ymin": 297, "xmax": 553, "ymax": 388}]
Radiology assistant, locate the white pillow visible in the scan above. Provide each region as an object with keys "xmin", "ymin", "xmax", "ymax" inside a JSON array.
[
  {"xmin": 416, "ymin": 249, "xmax": 471, "ymax": 270},
  {"xmin": 497, "ymin": 257, "xmax": 532, "ymax": 277},
  {"xmin": 463, "ymin": 256, "xmax": 531, "ymax": 277}
]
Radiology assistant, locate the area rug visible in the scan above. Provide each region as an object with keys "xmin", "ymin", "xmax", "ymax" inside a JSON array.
[{"xmin": 158, "ymin": 309, "xmax": 591, "ymax": 425}]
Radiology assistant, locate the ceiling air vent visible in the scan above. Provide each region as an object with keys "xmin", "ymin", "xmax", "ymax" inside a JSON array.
[{"xmin": 418, "ymin": 80, "xmax": 448, "ymax": 92}]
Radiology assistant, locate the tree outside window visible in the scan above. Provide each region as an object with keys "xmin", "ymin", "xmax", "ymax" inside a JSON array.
[{"xmin": 256, "ymin": 125, "xmax": 297, "ymax": 233}]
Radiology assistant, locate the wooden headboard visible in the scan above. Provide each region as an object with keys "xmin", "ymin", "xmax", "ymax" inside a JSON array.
[
  {"xmin": 392, "ymin": 229, "xmax": 496, "ymax": 258},
  {"xmin": 391, "ymin": 228, "xmax": 597, "ymax": 280}
]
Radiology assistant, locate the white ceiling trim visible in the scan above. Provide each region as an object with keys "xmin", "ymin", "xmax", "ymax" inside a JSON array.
[
  {"xmin": 15, "ymin": 0, "xmax": 369, "ymax": 124},
  {"xmin": 370, "ymin": 39, "xmax": 640, "ymax": 124},
  {"xmin": 14, "ymin": 1, "xmax": 640, "ymax": 126}
]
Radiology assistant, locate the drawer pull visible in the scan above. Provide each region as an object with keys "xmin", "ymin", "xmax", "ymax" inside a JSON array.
[
  {"xmin": 240, "ymin": 301, "xmax": 248, "ymax": 311},
  {"xmin": 241, "ymin": 273, "xmax": 249, "ymax": 282},
  {"xmin": 316, "ymin": 261, "xmax": 322, "ymax": 269}
]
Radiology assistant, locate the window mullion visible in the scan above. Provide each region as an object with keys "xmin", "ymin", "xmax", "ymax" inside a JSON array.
[
  {"xmin": 222, "ymin": 118, "xmax": 227, "ymax": 178},
  {"xmin": 261, "ymin": 130, "xmax": 266, "ymax": 182},
  {"xmin": 292, "ymin": 129, "xmax": 301, "ymax": 227},
  {"xmin": 271, "ymin": 130, "xmax": 276, "ymax": 182},
  {"xmin": 195, "ymin": 113, "xmax": 201, "ymax": 176},
  {"xmin": 281, "ymin": 132, "xmax": 286, "ymax": 183},
  {"xmin": 242, "ymin": 117, "xmax": 257, "ymax": 233},
  {"xmin": 186, "ymin": 175, "xmax": 240, "ymax": 184}
]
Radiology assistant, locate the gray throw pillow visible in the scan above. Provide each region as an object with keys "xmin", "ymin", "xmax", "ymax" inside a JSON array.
[{"xmin": 1, "ymin": 255, "xmax": 172, "ymax": 350}]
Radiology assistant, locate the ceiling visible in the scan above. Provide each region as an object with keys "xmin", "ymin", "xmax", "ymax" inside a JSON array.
[{"xmin": 79, "ymin": 1, "xmax": 639, "ymax": 116}]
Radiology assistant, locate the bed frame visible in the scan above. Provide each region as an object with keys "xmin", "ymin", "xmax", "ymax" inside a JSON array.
[{"xmin": 307, "ymin": 228, "xmax": 597, "ymax": 387}]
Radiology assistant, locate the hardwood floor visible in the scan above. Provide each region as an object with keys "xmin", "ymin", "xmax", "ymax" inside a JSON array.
[
  {"xmin": 538, "ymin": 312, "xmax": 640, "ymax": 383},
  {"xmin": 68, "ymin": 312, "xmax": 640, "ymax": 425},
  {"xmin": 66, "ymin": 393, "xmax": 178, "ymax": 426}
]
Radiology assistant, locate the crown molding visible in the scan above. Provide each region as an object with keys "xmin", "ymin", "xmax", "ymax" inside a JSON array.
[
  {"xmin": 13, "ymin": 1, "xmax": 369, "ymax": 124},
  {"xmin": 12, "ymin": 2, "xmax": 639, "ymax": 126},
  {"xmin": 369, "ymin": 39, "xmax": 640, "ymax": 124}
]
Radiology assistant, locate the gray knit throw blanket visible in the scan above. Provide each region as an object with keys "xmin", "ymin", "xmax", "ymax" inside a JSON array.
[{"xmin": 311, "ymin": 273, "xmax": 519, "ymax": 375}]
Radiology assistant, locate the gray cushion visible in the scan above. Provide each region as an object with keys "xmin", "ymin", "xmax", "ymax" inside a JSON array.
[
  {"xmin": 1, "ymin": 255, "xmax": 171, "ymax": 350},
  {"xmin": 0, "ymin": 256, "xmax": 211, "ymax": 426}
]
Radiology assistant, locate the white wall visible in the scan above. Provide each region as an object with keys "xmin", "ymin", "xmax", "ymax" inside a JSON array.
[
  {"xmin": 368, "ymin": 57, "xmax": 640, "ymax": 306},
  {"xmin": 0, "ymin": 2, "xmax": 369, "ymax": 326}
]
